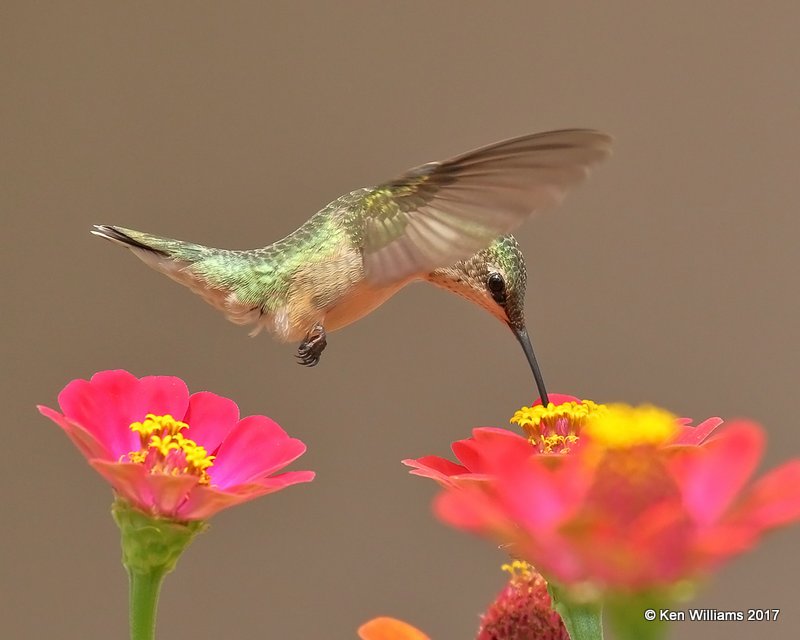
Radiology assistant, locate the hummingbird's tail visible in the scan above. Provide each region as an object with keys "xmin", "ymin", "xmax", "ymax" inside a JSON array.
[
  {"xmin": 91, "ymin": 224, "xmax": 218, "ymax": 300},
  {"xmin": 91, "ymin": 225, "xmax": 209, "ymax": 263},
  {"xmin": 91, "ymin": 224, "xmax": 265, "ymax": 330}
]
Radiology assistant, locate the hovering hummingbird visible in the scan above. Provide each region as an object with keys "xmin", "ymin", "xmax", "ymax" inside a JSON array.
[{"xmin": 92, "ymin": 129, "xmax": 612, "ymax": 403}]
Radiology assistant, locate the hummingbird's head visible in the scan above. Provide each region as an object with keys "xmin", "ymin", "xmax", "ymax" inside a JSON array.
[
  {"xmin": 427, "ymin": 234, "xmax": 528, "ymax": 331},
  {"xmin": 427, "ymin": 235, "xmax": 548, "ymax": 402}
]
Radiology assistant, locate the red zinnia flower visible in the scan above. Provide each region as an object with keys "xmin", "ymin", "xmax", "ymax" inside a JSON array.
[
  {"xmin": 411, "ymin": 396, "xmax": 800, "ymax": 591},
  {"xmin": 403, "ymin": 394, "xmax": 719, "ymax": 487},
  {"xmin": 39, "ymin": 369, "xmax": 314, "ymax": 520}
]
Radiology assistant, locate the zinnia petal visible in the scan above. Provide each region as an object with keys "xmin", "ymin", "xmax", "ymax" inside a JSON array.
[
  {"xmin": 358, "ymin": 617, "xmax": 430, "ymax": 640},
  {"xmin": 533, "ymin": 393, "xmax": 581, "ymax": 407},
  {"xmin": 671, "ymin": 421, "xmax": 763, "ymax": 525},
  {"xmin": 37, "ymin": 405, "xmax": 112, "ymax": 461},
  {"xmin": 673, "ymin": 417, "xmax": 723, "ymax": 445},
  {"xmin": 452, "ymin": 428, "xmax": 531, "ymax": 474},
  {"xmin": 90, "ymin": 460, "xmax": 156, "ymax": 512},
  {"xmin": 146, "ymin": 474, "xmax": 201, "ymax": 517},
  {"xmin": 402, "ymin": 456, "xmax": 468, "ymax": 484},
  {"xmin": 210, "ymin": 415, "xmax": 307, "ymax": 487},
  {"xmin": 730, "ymin": 460, "xmax": 800, "ymax": 528},
  {"xmin": 175, "ymin": 471, "xmax": 315, "ymax": 520},
  {"xmin": 182, "ymin": 391, "xmax": 240, "ymax": 453},
  {"xmin": 57, "ymin": 370, "xmax": 189, "ymax": 459}
]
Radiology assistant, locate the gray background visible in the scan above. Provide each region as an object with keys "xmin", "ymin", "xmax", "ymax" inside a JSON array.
[{"xmin": 3, "ymin": 2, "xmax": 799, "ymax": 639}]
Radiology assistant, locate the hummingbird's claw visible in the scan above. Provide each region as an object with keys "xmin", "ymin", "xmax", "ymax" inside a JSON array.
[{"xmin": 296, "ymin": 325, "xmax": 327, "ymax": 367}]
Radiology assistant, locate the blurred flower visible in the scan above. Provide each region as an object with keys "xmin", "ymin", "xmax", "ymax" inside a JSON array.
[
  {"xmin": 39, "ymin": 369, "xmax": 314, "ymax": 520},
  {"xmin": 428, "ymin": 398, "xmax": 800, "ymax": 591},
  {"xmin": 478, "ymin": 561, "xmax": 568, "ymax": 640},
  {"xmin": 358, "ymin": 617, "xmax": 430, "ymax": 640}
]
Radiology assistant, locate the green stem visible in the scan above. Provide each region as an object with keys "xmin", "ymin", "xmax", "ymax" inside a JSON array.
[
  {"xmin": 548, "ymin": 583, "xmax": 604, "ymax": 640},
  {"xmin": 605, "ymin": 594, "xmax": 672, "ymax": 640},
  {"xmin": 559, "ymin": 600, "xmax": 604, "ymax": 640},
  {"xmin": 112, "ymin": 500, "xmax": 208, "ymax": 640},
  {"xmin": 129, "ymin": 569, "xmax": 167, "ymax": 640}
]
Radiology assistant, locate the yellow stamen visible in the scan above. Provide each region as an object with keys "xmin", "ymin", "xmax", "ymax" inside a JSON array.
[
  {"xmin": 511, "ymin": 400, "xmax": 605, "ymax": 453},
  {"xmin": 125, "ymin": 414, "xmax": 215, "ymax": 484},
  {"xmin": 584, "ymin": 404, "xmax": 678, "ymax": 449},
  {"xmin": 501, "ymin": 559, "xmax": 535, "ymax": 584}
]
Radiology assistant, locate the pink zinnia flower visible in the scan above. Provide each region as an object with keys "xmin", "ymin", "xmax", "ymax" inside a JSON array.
[
  {"xmin": 403, "ymin": 394, "xmax": 719, "ymax": 487},
  {"xmin": 412, "ymin": 396, "xmax": 800, "ymax": 591},
  {"xmin": 39, "ymin": 369, "xmax": 314, "ymax": 520}
]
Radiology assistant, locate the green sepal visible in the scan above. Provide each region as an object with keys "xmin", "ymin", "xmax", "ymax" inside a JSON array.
[
  {"xmin": 548, "ymin": 582, "xmax": 604, "ymax": 640},
  {"xmin": 112, "ymin": 499, "xmax": 208, "ymax": 640},
  {"xmin": 112, "ymin": 498, "xmax": 207, "ymax": 575}
]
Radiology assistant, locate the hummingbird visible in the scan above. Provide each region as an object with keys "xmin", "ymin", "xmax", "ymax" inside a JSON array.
[{"xmin": 92, "ymin": 129, "xmax": 612, "ymax": 403}]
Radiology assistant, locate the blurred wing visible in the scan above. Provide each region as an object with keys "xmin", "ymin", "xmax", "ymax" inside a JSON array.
[{"xmin": 360, "ymin": 129, "xmax": 612, "ymax": 284}]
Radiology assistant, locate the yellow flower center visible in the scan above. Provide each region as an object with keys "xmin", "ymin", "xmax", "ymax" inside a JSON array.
[
  {"xmin": 126, "ymin": 414, "xmax": 215, "ymax": 484},
  {"xmin": 501, "ymin": 559, "xmax": 535, "ymax": 585},
  {"xmin": 584, "ymin": 404, "xmax": 678, "ymax": 449},
  {"xmin": 510, "ymin": 400, "xmax": 605, "ymax": 453}
]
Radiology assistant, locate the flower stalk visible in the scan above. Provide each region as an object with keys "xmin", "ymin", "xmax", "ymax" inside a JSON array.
[
  {"xmin": 113, "ymin": 499, "xmax": 207, "ymax": 640},
  {"xmin": 128, "ymin": 570, "xmax": 164, "ymax": 640},
  {"xmin": 547, "ymin": 583, "xmax": 603, "ymax": 640},
  {"xmin": 605, "ymin": 593, "xmax": 672, "ymax": 640}
]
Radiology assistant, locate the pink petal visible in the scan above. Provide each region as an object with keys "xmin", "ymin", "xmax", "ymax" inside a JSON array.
[
  {"xmin": 494, "ymin": 454, "xmax": 587, "ymax": 532},
  {"xmin": 145, "ymin": 474, "xmax": 200, "ymax": 518},
  {"xmin": 38, "ymin": 405, "xmax": 113, "ymax": 461},
  {"xmin": 89, "ymin": 460, "xmax": 155, "ymax": 512},
  {"xmin": 58, "ymin": 370, "xmax": 189, "ymax": 459},
  {"xmin": 175, "ymin": 485, "xmax": 259, "ymax": 520},
  {"xmin": 434, "ymin": 484, "xmax": 511, "ymax": 532},
  {"xmin": 175, "ymin": 471, "xmax": 314, "ymax": 520},
  {"xmin": 672, "ymin": 421, "xmax": 764, "ymax": 525},
  {"xmin": 673, "ymin": 417, "xmax": 723, "ymax": 445},
  {"xmin": 402, "ymin": 456, "xmax": 469, "ymax": 484},
  {"xmin": 532, "ymin": 393, "xmax": 581, "ymax": 407},
  {"xmin": 731, "ymin": 460, "xmax": 800, "ymax": 529},
  {"xmin": 182, "ymin": 391, "xmax": 240, "ymax": 453},
  {"xmin": 452, "ymin": 428, "xmax": 530, "ymax": 473},
  {"xmin": 250, "ymin": 470, "xmax": 316, "ymax": 491},
  {"xmin": 210, "ymin": 415, "xmax": 307, "ymax": 487}
]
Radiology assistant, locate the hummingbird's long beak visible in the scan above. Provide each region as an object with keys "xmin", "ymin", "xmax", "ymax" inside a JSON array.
[{"xmin": 512, "ymin": 325, "xmax": 550, "ymax": 406}]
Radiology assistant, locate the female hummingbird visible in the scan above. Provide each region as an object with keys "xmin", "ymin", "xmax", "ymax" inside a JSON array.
[{"xmin": 92, "ymin": 129, "xmax": 611, "ymax": 403}]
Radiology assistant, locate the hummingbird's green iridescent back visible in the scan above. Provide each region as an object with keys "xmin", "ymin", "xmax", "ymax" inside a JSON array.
[
  {"xmin": 188, "ymin": 189, "xmax": 371, "ymax": 311},
  {"xmin": 92, "ymin": 128, "xmax": 611, "ymax": 372}
]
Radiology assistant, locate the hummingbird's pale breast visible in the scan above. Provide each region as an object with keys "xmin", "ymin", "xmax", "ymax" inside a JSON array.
[{"xmin": 268, "ymin": 244, "xmax": 407, "ymax": 341}]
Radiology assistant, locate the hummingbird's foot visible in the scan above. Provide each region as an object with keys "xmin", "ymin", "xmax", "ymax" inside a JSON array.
[{"xmin": 296, "ymin": 324, "xmax": 327, "ymax": 367}]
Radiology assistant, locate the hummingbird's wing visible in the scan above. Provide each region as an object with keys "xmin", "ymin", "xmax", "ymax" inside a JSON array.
[{"xmin": 360, "ymin": 129, "xmax": 612, "ymax": 284}]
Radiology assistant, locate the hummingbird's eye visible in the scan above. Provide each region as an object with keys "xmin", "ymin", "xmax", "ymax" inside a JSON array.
[{"xmin": 486, "ymin": 273, "xmax": 506, "ymax": 304}]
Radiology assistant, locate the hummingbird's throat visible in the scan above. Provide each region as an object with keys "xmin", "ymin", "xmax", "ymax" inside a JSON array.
[
  {"xmin": 126, "ymin": 414, "xmax": 215, "ymax": 485},
  {"xmin": 510, "ymin": 400, "xmax": 680, "ymax": 453}
]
